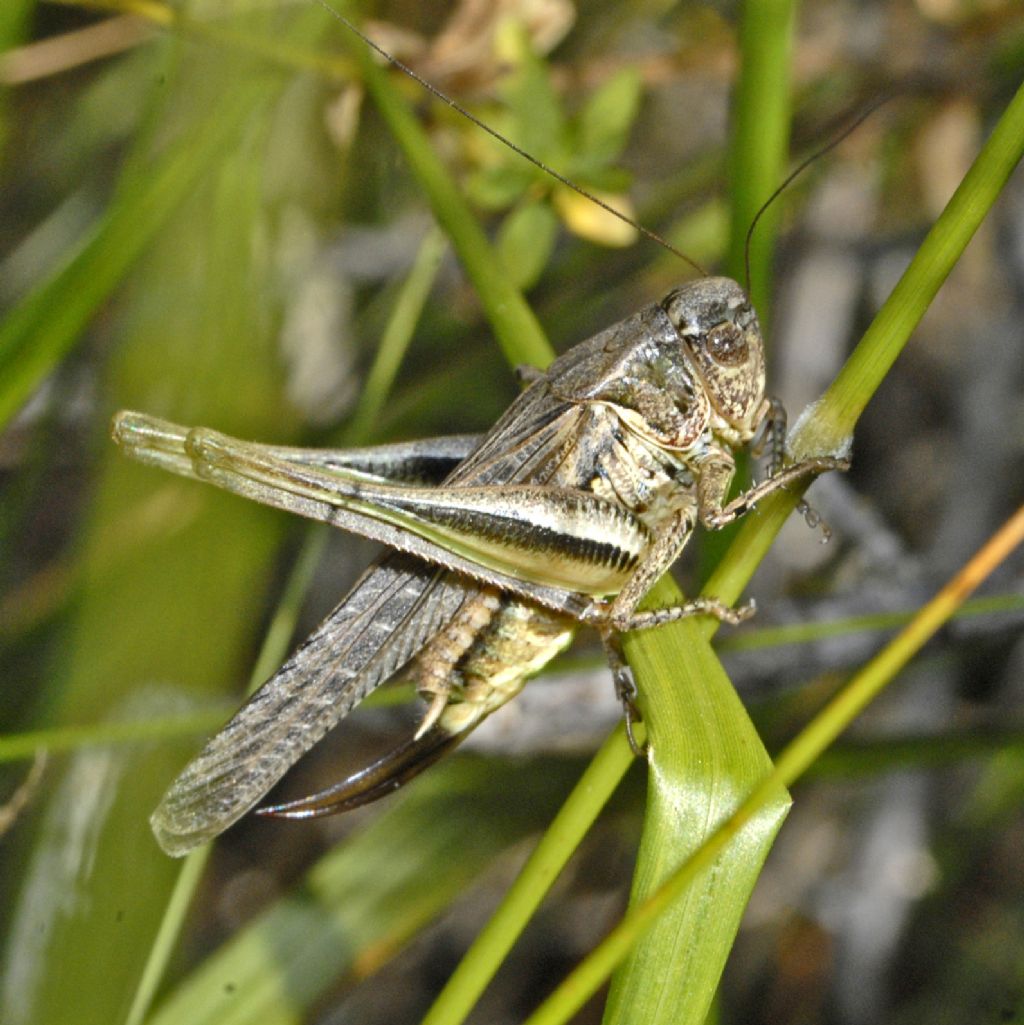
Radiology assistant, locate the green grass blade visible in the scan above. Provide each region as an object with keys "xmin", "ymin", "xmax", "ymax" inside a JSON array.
[
  {"xmin": 0, "ymin": 90, "xmax": 253, "ymax": 432},
  {"xmin": 725, "ymin": 0, "xmax": 798, "ymax": 318},
  {"xmin": 600, "ymin": 615, "xmax": 791, "ymax": 1025},
  {"xmin": 420, "ymin": 726, "xmax": 637, "ymax": 1025},
  {"xmin": 346, "ymin": 225, "xmax": 449, "ymax": 438}
]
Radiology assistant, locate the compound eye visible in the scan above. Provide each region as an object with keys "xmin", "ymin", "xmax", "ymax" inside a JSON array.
[{"xmin": 704, "ymin": 322, "xmax": 749, "ymax": 366}]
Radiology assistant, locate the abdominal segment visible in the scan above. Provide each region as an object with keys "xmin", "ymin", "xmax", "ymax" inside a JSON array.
[{"xmin": 415, "ymin": 592, "xmax": 576, "ymax": 739}]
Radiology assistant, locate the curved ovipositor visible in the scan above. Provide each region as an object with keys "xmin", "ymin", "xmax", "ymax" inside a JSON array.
[{"xmin": 255, "ymin": 724, "xmax": 466, "ymax": 819}]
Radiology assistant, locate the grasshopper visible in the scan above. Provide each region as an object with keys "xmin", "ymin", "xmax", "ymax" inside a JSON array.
[
  {"xmin": 114, "ymin": 275, "xmax": 847, "ymax": 856},
  {"xmin": 112, "ymin": 10, "xmax": 849, "ymax": 858}
]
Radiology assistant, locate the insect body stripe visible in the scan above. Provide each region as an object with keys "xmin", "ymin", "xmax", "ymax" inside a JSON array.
[{"xmin": 371, "ymin": 490, "xmax": 648, "ymax": 569}]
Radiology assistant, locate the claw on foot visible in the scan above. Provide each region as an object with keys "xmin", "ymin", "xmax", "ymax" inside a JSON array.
[
  {"xmin": 606, "ymin": 645, "xmax": 648, "ymax": 758},
  {"xmin": 624, "ymin": 707, "xmax": 646, "ymax": 757},
  {"xmin": 616, "ymin": 672, "xmax": 647, "ymax": 757},
  {"xmin": 796, "ymin": 498, "xmax": 833, "ymax": 543}
]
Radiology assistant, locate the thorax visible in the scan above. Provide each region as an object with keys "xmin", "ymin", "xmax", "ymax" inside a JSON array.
[{"xmin": 569, "ymin": 402, "xmax": 698, "ymax": 534}]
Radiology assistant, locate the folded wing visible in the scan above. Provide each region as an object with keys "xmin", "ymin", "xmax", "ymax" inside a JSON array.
[{"xmin": 151, "ymin": 553, "xmax": 477, "ymax": 855}]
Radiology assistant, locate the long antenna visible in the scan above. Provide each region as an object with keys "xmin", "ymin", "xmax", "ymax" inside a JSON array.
[
  {"xmin": 310, "ymin": 0, "xmax": 708, "ymax": 277},
  {"xmin": 743, "ymin": 95, "xmax": 893, "ymax": 293}
]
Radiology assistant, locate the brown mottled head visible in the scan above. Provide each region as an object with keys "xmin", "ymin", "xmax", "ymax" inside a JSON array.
[{"xmin": 661, "ymin": 277, "xmax": 767, "ymax": 439}]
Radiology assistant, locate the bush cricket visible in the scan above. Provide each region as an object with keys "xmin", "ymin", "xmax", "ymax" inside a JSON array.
[{"xmin": 112, "ymin": 12, "xmax": 849, "ymax": 858}]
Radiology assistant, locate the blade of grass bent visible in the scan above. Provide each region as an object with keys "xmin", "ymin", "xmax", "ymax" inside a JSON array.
[{"xmin": 601, "ymin": 613, "xmax": 791, "ymax": 1025}]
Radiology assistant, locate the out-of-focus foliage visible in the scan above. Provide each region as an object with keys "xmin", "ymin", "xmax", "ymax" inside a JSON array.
[{"xmin": 465, "ymin": 22, "xmax": 644, "ymax": 278}]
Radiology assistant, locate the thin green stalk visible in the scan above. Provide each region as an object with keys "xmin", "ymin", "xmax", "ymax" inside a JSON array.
[
  {"xmin": 523, "ymin": 504, "xmax": 1024, "ymax": 1025},
  {"xmin": 420, "ymin": 726, "xmax": 638, "ymax": 1025},
  {"xmin": 716, "ymin": 593, "xmax": 1024, "ymax": 652},
  {"xmin": 794, "ymin": 77, "xmax": 1024, "ymax": 453},
  {"xmin": 795, "ymin": 86, "xmax": 1024, "ymax": 455},
  {"xmin": 725, "ymin": 0, "xmax": 797, "ymax": 318},
  {"xmin": 698, "ymin": 0, "xmax": 795, "ymax": 579},
  {"xmin": 341, "ymin": 11, "xmax": 553, "ymax": 370},
  {"xmin": 123, "ymin": 529, "xmax": 326, "ymax": 1025},
  {"xmin": 347, "ymin": 226, "xmax": 449, "ymax": 438},
  {"xmin": 0, "ymin": 713, "xmax": 228, "ymax": 763},
  {"xmin": 124, "ymin": 847, "xmax": 213, "ymax": 1025},
  {"xmin": 5, "ymin": 589, "xmax": 1016, "ymax": 766}
]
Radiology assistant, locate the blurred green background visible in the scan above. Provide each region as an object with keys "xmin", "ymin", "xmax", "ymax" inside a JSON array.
[{"xmin": 1, "ymin": 1, "xmax": 1023, "ymax": 1023}]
